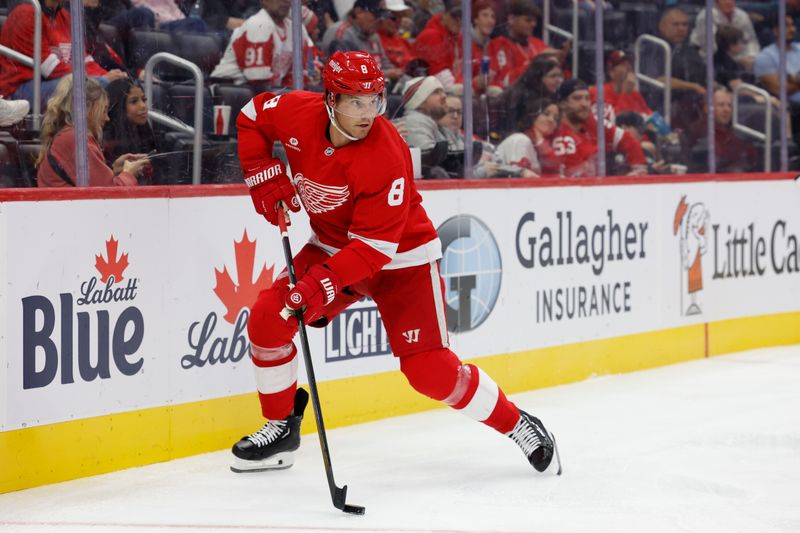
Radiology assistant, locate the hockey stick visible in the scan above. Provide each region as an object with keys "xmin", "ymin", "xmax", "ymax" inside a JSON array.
[{"xmin": 276, "ymin": 211, "xmax": 365, "ymax": 516}]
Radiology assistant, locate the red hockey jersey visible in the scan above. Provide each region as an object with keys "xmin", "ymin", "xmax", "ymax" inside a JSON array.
[
  {"xmin": 589, "ymin": 83, "xmax": 654, "ymax": 122},
  {"xmin": 552, "ymin": 115, "xmax": 646, "ymax": 177},
  {"xmin": 237, "ymin": 90, "xmax": 441, "ymax": 283},
  {"xmin": 489, "ymin": 35, "xmax": 548, "ymax": 89},
  {"xmin": 0, "ymin": 4, "xmax": 106, "ymax": 97}
]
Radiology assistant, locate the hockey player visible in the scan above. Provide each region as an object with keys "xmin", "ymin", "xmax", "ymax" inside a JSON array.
[{"xmin": 230, "ymin": 50, "xmax": 561, "ymax": 476}]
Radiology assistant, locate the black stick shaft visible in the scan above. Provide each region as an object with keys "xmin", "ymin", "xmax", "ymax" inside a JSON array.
[
  {"xmin": 276, "ymin": 214, "xmax": 363, "ymax": 514},
  {"xmin": 278, "ymin": 225, "xmax": 338, "ymax": 498}
]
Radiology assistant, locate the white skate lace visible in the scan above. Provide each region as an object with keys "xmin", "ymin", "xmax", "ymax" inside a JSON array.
[
  {"xmin": 508, "ymin": 416, "xmax": 542, "ymax": 456},
  {"xmin": 246, "ymin": 420, "xmax": 288, "ymax": 447}
]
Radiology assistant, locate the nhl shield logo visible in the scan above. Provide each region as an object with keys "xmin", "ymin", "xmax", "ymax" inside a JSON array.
[{"xmin": 324, "ymin": 147, "xmax": 335, "ymax": 156}]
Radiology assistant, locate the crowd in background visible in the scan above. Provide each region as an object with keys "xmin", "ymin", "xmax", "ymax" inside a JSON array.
[{"xmin": 0, "ymin": 0, "xmax": 799, "ymax": 186}]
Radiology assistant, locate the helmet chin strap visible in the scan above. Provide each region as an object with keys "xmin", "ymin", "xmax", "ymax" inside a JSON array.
[{"xmin": 326, "ymin": 102, "xmax": 360, "ymax": 142}]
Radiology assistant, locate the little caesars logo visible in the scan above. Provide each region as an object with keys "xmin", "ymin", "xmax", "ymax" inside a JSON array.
[
  {"xmin": 181, "ymin": 230, "xmax": 273, "ymax": 369},
  {"xmin": 673, "ymin": 196, "xmax": 710, "ymax": 315},
  {"xmin": 673, "ymin": 194, "xmax": 799, "ymax": 316},
  {"xmin": 21, "ymin": 236, "xmax": 144, "ymax": 389}
]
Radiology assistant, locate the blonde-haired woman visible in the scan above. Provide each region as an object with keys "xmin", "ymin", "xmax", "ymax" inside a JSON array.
[{"xmin": 37, "ymin": 75, "xmax": 149, "ymax": 187}]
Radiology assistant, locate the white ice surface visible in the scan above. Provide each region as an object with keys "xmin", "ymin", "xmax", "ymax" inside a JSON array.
[{"xmin": 2, "ymin": 345, "xmax": 799, "ymax": 533}]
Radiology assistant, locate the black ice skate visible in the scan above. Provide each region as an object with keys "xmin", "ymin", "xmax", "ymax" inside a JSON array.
[
  {"xmin": 230, "ymin": 388, "xmax": 309, "ymax": 473},
  {"xmin": 507, "ymin": 410, "xmax": 562, "ymax": 475}
]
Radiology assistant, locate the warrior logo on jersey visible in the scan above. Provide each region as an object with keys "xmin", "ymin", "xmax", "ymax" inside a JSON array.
[
  {"xmin": 673, "ymin": 196, "xmax": 709, "ymax": 316},
  {"xmin": 438, "ymin": 216, "xmax": 502, "ymax": 333},
  {"xmin": 292, "ymin": 173, "xmax": 350, "ymax": 214}
]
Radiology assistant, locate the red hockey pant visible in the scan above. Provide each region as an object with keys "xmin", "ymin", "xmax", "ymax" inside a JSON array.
[{"xmin": 247, "ymin": 244, "xmax": 520, "ymax": 435}]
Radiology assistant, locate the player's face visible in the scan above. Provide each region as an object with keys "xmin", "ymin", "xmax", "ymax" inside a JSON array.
[
  {"xmin": 563, "ymin": 90, "xmax": 591, "ymax": 123},
  {"xmin": 334, "ymin": 93, "xmax": 385, "ymax": 139},
  {"xmin": 125, "ymin": 86, "xmax": 149, "ymax": 127}
]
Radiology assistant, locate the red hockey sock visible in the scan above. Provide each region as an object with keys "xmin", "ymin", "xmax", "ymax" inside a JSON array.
[{"xmin": 400, "ymin": 350, "xmax": 520, "ymax": 434}]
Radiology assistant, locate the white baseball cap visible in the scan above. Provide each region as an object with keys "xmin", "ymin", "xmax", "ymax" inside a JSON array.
[{"xmin": 385, "ymin": 0, "xmax": 410, "ymax": 11}]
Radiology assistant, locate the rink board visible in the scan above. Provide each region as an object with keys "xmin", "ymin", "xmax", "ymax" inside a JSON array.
[{"xmin": 1, "ymin": 174, "xmax": 799, "ymax": 492}]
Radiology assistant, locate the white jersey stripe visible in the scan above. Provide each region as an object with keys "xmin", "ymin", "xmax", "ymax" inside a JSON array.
[
  {"xmin": 307, "ymin": 234, "xmax": 442, "ymax": 270},
  {"xmin": 347, "ymin": 231, "xmax": 399, "ymax": 259},
  {"xmin": 241, "ymin": 98, "xmax": 257, "ymax": 121},
  {"xmin": 429, "ymin": 260, "xmax": 449, "ymax": 348}
]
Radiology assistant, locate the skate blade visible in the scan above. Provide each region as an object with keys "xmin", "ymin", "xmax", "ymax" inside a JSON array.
[
  {"xmin": 230, "ymin": 451, "xmax": 295, "ymax": 473},
  {"xmin": 547, "ymin": 431, "xmax": 563, "ymax": 476}
]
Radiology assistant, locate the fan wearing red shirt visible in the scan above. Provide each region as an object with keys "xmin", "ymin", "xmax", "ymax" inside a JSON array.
[
  {"xmin": 230, "ymin": 51, "xmax": 561, "ymax": 477},
  {"xmin": 489, "ymin": 0, "xmax": 554, "ymax": 89},
  {"xmin": 588, "ymin": 50, "xmax": 654, "ymax": 122},
  {"xmin": 0, "ymin": 0, "xmax": 122, "ymax": 104},
  {"xmin": 552, "ymin": 78, "xmax": 647, "ymax": 177}
]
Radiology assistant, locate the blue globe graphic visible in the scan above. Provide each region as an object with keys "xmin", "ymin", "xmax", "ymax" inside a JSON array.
[{"xmin": 438, "ymin": 216, "xmax": 502, "ymax": 332}]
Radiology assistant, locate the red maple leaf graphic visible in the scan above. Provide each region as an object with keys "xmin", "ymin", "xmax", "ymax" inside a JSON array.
[
  {"xmin": 214, "ymin": 230, "xmax": 274, "ymax": 324},
  {"xmin": 95, "ymin": 235, "xmax": 129, "ymax": 284}
]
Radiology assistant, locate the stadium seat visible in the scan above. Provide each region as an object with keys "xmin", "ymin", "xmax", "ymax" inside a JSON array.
[
  {"xmin": 620, "ymin": 3, "xmax": 660, "ymax": 38},
  {"xmin": 174, "ymin": 32, "xmax": 224, "ymax": 79},
  {"xmin": 0, "ymin": 143, "xmax": 15, "ymax": 188},
  {"xmin": 99, "ymin": 23, "xmax": 124, "ymax": 60},
  {"xmin": 212, "ymin": 84, "xmax": 255, "ymax": 135},
  {"xmin": 166, "ymin": 83, "xmax": 214, "ymax": 134},
  {"xmin": 577, "ymin": 41, "xmax": 615, "ymax": 85},
  {"xmin": 128, "ymin": 30, "xmax": 184, "ymax": 80},
  {"xmin": 16, "ymin": 142, "xmax": 40, "ymax": 187}
]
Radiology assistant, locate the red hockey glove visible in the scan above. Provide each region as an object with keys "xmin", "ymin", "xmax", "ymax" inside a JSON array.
[
  {"xmin": 285, "ymin": 264, "xmax": 341, "ymax": 322},
  {"xmin": 244, "ymin": 161, "xmax": 301, "ymax": 226}
]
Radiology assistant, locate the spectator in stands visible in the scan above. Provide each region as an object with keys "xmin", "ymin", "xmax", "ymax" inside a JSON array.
[
  {"xmin": 322, "ymin": 0, "xmax": 402, "ymax": 82},
  {"xmin": 84, "ymin": 0, "xmax": 128, "ymax": 74},
  {"xmin": 690, "ymin": 0, "xmax": 759, "ymax": 71},
  {"xmin": 489, "ymin": 0, "xmax": 568, "ymax": 91},
  {"xmin": 0, "ymin": 96, "xmax": 29, "ymax": 127},
  {"xmin": 435, "ymin": 94, "xmax": 507, "ymax": 177},
  {"xmin": 754, "ymin": 14, "xmax": 800, "ymax": 143},
  {"xmin": 502, "ymin": 53, "xmax": 563, "ymax": 136},
  {"xmin": 615, "ymin": 111, "xmax": 668, "ymax": 173},
  {"xmin": 378, "ymin": 0, "xmax": 415, "ymax": 72},
  {"xmin": 103, "ymin": 79, "xmax": 161, "ymax": 184},
  {"xmin": 495, "ymin": 98, "xmax": 560, "ymax": 176},
  {"xmin": 85, "ymin": 0, "xmax": 155, "ymax": 52},
  {"xmin": 401, "ymin": 75, "xmax": 449, "ymax": 151},
  {"xmin": 36, "ymin": 76, "xmax": 149, "ymax": 187},
  {"xmin": 643, "ymin": 7, "xmax": 707, "ymax": 131},
  {"xmin": 0, "ymin": 0, "xmax": 126, "ymax": 107},
  {"xmin": 791, "ymin": 0, "xmax": 800, "ymax": 42},
  {"xmin": 198, "ymin": 0, "xmax": 256, "ymax": 34},
  {"xmin": 130, "ymin": 0, "xmax": 207, "ymax": 33},
  {"xmin": 589, "ymin": 50, "xmax": 653, "ymax": 123},
  {"xmin": 467, "ymin": 0, "xmax": 502, "ymax": 96},
  {"xmin": 651, "ymin": 7, "xmax": 707, "ymax": 99},
  {"xmin": 714, "ymin": 25, "xmax": 749, "ymax": 90},
  {"xmin": 412, "ymin": 0, "xmax": 461, "ymax": 87},
  {"xmin": 210, "ymin": 0, "xmax": 317, "ymax": 88},
  {"xmin": 552, "ymin": 78, "xmax": 646, "ymax": 177},
  {"xmin": 685, "ymin": 85, "xmax": 758, "ymax": 173}
]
